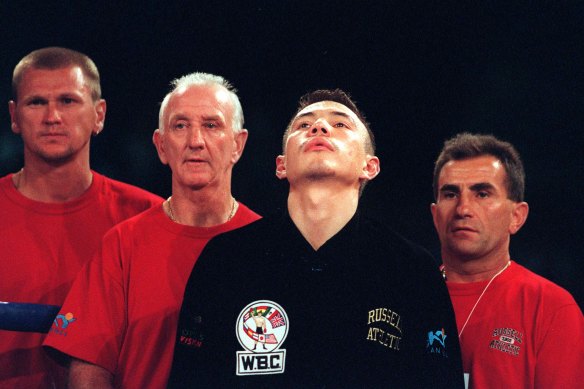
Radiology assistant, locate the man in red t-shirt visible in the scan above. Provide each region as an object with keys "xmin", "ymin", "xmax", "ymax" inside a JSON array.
[
  {"xmin": 0, "ymin": 47, "xmax": 162, "ymax": 389},
  {"xmin": 431, "ymin": 133, "xmax": 584, "ymax": 388},
  {"xmin": 43, "ymin": 72, "xmax": 261, "ymax": 389}
]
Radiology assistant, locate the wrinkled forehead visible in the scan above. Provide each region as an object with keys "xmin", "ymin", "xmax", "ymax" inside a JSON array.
[
  {"xmin": 175, "ymin": 83, "xmax": 232, "ymax": 103},
  {"xmin": 19, "ymin": 66, "xmax": 87, "ymax": 92},
  {"xmin": 294, "ymin": 101, "xmax": 363, "ymax": 127},
  {"xmin": 172, "ymin": 84, "xmax": 231, "ymax": 108},
  {"xmin": 439, "ymin": 156, "xmax": 506, "ymax": 185},
  {"xmin": 164, "ymin": 84, "xmax": 232, "ymax": 118}
]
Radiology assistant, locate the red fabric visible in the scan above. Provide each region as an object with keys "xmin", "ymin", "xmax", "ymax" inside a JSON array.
[
  {"xmin": 447, "ymin": 261, "xmax": 584, "ymax": 389},
  {"xmin": 43, "ymin": 203, "xmax": 260, "ymax": 389},
  {"xmin": 0, "ymin": 172, "xmax": 162, "ymax": 389}
]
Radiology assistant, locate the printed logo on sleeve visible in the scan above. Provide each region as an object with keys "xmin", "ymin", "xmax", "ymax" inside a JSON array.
[
  {"xmin": 50, "ymin": 312, "xmax": 76, "ymax": 336},
  {"xmin": 235, "ymin": 300, "xmax": 289, "ymax": 376},
  {"xmin": 426, "ymin": 328, "xmax": 449, "ymax": 357}
]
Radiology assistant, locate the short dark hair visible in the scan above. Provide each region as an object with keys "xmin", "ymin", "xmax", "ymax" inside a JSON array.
[
  {"xmin": 282, "ymin": 89, "xmax": 376, "ymax": 155},
  {"xmin": 433, "ymin": 133, "xmax": 525, "ymax": 202},
  {"xmin": 12, "ymin": 47, "xmax": 101, "ymax": 102}
]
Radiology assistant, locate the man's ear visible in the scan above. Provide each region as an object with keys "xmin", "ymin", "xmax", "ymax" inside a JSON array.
[
  {"xmin": 231, "ymin": 129, "xmax": 249, "ymax": 164},
  {"xmin": 430, "ymin": 202, "xmax": 438, "ymax": 229},
  {"xmin": 92, "ymin": 99, "xmax": 107, "ymax": 135},
  {"xmin": 152, "ymin": 129, "xmax": 168, "ymax": 165},
  {"xmin": 509, "ymin": 201, "xmax": 529, "ymax": 235},
  {"xmin": 360, "ymin": 155, "xmax": 380, "ymax": 181},
  {"xmin": 8, "ymin": 101, "xmax": 20, "ymax": 134},
  {"xmin": 275, "ymin": 155, "xmax": 287, "ymax": 180}
]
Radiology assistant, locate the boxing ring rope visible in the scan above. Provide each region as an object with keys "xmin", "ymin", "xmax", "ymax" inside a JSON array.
[{"xmin": 0, "ymin": 302, "xmax": 60, "ymax": 333}]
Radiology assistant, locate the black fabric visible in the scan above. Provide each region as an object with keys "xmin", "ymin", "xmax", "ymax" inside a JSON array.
[{"xmin": 169, "ymin": 210, "xmax": 464, "ymax": 388}]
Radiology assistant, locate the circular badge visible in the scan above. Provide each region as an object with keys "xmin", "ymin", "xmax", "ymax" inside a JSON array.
[{"xmin": 235, "ymin": 300, "xmax": 289, "ymax": 353}]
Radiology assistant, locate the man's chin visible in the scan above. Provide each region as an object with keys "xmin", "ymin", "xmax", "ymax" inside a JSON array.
[
  {"xmin": 446, "ymin": 243, "xmax": 482, "ymax": 260},
  {"xmin": 303, "ymin": 163, "xmax": 337, "ymax": 179},
  {"xmin": 39, "ymin": 151, "xmax": 75, "ymax": 166},
  {"xmin": 183, "ymin": 178, "xmax": 214, "ymax": 191}
]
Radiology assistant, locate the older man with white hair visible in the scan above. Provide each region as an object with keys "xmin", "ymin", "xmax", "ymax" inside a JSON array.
[{"xmin": 43, "ymin": 72, "xmax": 260, "ymax": 389}]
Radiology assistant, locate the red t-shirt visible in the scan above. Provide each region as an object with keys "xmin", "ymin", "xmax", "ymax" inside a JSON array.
[
  {"xmin": 447, "ymin": 261, "xmax": 584, "ymax": 389},
  {"xmin": 0, "ymin": 172, "xmax": 162, "ymax": 389},
  {"xmin": 43, "ymin": 203, "xmax": 260, "ymax": 389}
]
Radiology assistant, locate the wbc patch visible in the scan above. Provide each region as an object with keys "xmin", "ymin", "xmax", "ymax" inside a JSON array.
[{"xmin": 235, "ymin": 300, "xmax": 289, "ymax": 376}]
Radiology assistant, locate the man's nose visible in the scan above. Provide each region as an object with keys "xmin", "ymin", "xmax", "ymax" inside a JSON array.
[
  {"xmin": 43, "ymin": 102, "xmax": 62, "ymax": 124},
  {"xmin": 188, "ymin": 127, "xmax": 205, "ymax": 148},
  {"xmin": 309, "ymin": 119, "xmax": 331, "ymax": 136},
  {"xmin": 455, "ymin": 192, "xmax": 473, "ymax": 217}
]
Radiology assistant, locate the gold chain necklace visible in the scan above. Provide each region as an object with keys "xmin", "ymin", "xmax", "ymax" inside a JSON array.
[{"xmin": 165, "ymin": 196, "xmax": 237, "ymax": 224}]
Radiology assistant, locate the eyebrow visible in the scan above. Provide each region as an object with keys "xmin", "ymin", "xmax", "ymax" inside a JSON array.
[
  {"xmin": 470, "ymin": 182, "xmax": 496, "ymax": 192},
  {"xmin": 168, "ymin": 114, "xmax": 223, "ymax": 122},
  {"xmin": 168, "ymin": 113, "xmax": 190, "ymax": 122},
  {"xmin": 439, "ymin": 184, "xmax": 460, "ymax": 194},
  {"xmin": 294, "ymin": 110, "xmax": 354, "ymax": 122},
  {"xmin": 439, "ymin": 182, "xmax": 496, "ymax": 194},
  {"xmin": 22, "ymin": 95, "xmax": 47, "ymax": 101},
  {"xmin": 200, "ymin": 114, "xmax": 224, "ymax": 122},
  {"xmin": 22, "ymin": 92, "xmax": 79, "ymax": 101},
  {"xmin": 292, "ymin": 111, "xmax": 357, "ymax": 130}
]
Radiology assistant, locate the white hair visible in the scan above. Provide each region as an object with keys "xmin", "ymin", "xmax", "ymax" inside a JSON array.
[{"xmin": 158, "ymin": 72, "xmax": 244, "ymax": 133}]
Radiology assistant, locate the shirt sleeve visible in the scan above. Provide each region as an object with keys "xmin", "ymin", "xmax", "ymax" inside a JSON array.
[
  {"xmin": 423, "ymin": 256, "xmax": 465, "ymax": 388},
  {"xmin": 43, "ymin": 228, "xmax": 127, "ymax": 374},
  {"xmin": 534, "ymin": 302, "xmax": 584, "ymax": 388}
]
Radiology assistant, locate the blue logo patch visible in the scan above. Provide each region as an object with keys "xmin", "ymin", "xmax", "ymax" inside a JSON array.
[
  {"xmin": 50, "ymin": 312, "xmax": 76, "ymax": 336},
  {"xmin": 426, "ymin": 328, "xmax": 448, "ymax": 357}
]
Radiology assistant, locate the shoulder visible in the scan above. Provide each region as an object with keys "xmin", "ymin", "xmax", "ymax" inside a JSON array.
[
  {"xmin": 203, "ymin": 217, "xmax": 269, "ymax": 250},
  {"xmin": 101, "ymin": 205, "xmax": 163, "ymax": 240},
  {"xmin": 229, "ymin": 202, "xmax": 262, "ymax": 227},
  {"xmin": 358, "ymin": 215, "xmax": 438, "ymax": 268},
  {"xmin": 192, "ymin": 217, "xmax": 280, "ymax": 272},
  {"xmin": 0, "ymin": 174, "xmax": 15, "ymax": 197},
  {"xmin": 512, "ymin": 262, "xmax": 580, "ymax": 308},
  {"xmin": 352, "ymin": 216, "xmax": 447, "ymax": 299},
  {"xmin": 93, "ymin": 172, "xmax": 163, "ymax": 205}
]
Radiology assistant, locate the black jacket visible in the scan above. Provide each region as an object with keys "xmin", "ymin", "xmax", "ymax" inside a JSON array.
[{"xmin": 169, "ymin": 210, "xmax": 464, "ymax": 388}]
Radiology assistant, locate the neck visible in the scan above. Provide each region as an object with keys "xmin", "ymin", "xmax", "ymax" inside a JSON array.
[
  {"xmin": 288, "ymin": 184, "xmax": 359, "ymax": 250},
  {"xmin": 13, "ymin": 163, "xmax": 93, "ymax": 203},
  {"xmin": 167, "ymin": 185, "xmax": 236, "ymax": 227},
  {"xmin": 441, "ymin": 255, "xmax": 512, "ymax": 283}
]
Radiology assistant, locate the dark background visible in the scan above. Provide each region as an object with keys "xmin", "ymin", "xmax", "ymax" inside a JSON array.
[{"xmin": 1, "ymin": 1, "xmax": 582, "ymax": 308}]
